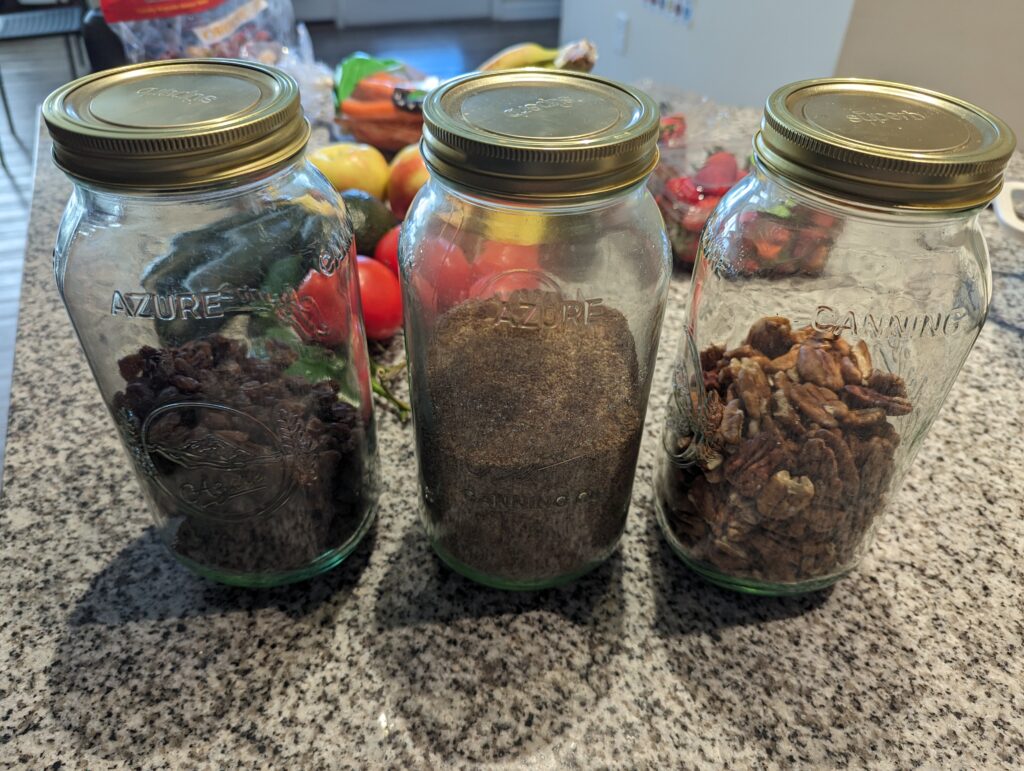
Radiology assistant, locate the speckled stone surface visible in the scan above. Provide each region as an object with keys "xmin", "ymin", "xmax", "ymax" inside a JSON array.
[{"xmin": 1, "ymin": 123, "xmax": 1022, "ymax": 770}]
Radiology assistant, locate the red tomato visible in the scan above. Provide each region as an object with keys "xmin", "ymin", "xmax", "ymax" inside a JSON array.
[
  {"xmin": 373, "ymin": 224, "xmax": 401, "ymax": 275},
  {"xmin": 356, "ymin": 255, "xmax": 403, "ymax": 340},
  {"xmin": 412, "ymin": 237, "xmax": 473, "ymax": 311},
  {"xmin": 471, "ymin": 241, "xmax": 541, "ymax": 277},
  {"xmin": 294, "ymin": 269, "xmax": 348, "ymax": 348}
]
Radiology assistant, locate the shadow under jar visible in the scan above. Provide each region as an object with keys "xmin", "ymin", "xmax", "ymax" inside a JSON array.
[
  {"xmin": 46, "ymin": 60, "xmax": 379, "ymax": 587},
  {"xmin": 655, "ymin": 78, "xmax": 1015, "ymax": 595},
  {"xmin": 402, "ymin": 70, "xmax": 671, "ymax": 589}
]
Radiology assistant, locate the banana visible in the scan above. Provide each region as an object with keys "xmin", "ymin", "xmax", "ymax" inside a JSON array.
[
  {"xmin": 478, "ymin": 39, "xmax": 597, "ymax": 73},
  {"xmin": 478, "ymin": 42, "xmax": 559, "ymax": 71}
]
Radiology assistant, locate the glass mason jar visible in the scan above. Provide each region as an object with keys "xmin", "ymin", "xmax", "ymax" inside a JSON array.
[
  {"xmin": 401, "ymin": 70, "xmax": 671, "ymax": 589},
  {"xmin": 45, "ymin": 60, "xmax": 379, "ymax": 587},
  {"xmin": 655, "ymin": 79, "xmax": 1015, "ymax": 595}
]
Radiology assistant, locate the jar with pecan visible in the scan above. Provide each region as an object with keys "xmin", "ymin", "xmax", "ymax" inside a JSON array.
[
  {"xmin": 46, "ymin": 60, "xmax": 379, "ymax": 586},
  {"xmin": 655, "ymin": 79, "xmax": 1015, "ymax": 594}
]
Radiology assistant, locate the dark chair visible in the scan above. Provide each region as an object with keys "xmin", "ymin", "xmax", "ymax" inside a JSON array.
[
  {"xmin": 0, "ymin": 0, "xmax": 84, "ymax": 78},
  {"xmin": 0, "ymin": 0, "xmax": 85, "ymax": 173}
]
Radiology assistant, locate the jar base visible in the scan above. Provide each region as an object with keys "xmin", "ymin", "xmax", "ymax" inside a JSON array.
[
  {"xmin": 430, "ymin": 540, "xmax": 608, "ymax": 591},
  {"xmin": 655, "ymin": 502, "xmax": 849, "ymax": 596},
  {"xmin": 170, "ymin": 506, "xmax": 377, "ymax": 588}
]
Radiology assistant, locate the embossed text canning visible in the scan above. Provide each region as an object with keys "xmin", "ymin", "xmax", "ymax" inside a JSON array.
[{"xmin": 812, "ymin": 304, "xmax": 970, "ymax": 338}]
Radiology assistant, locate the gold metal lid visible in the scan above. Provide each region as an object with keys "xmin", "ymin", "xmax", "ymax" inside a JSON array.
[
  {"xmin": 754, "ymin": 78, "xmax": 1016, "ymax": 210},
  {"xmin": 421, "ymin": 69, "xmax": 660, "ymax": 200},
  {"xmin": 43, "ymin": 58, "xmax": 309, "ymax": 189}
]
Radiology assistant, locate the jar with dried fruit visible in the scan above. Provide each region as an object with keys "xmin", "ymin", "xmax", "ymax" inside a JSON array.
[
  {"xmin": 402, "ymin": 70, "xmax": 671, "ymax": 589},
  {"xmin": 46, "ymin": 60, "xmax": 379, "ymax": 586},
  {"xmin": 656, "ymin": 79, "xmax": 1015, "ymax": 594}
]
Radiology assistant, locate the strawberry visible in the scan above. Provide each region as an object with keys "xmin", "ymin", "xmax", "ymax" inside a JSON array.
[
  {"xmin": 746, "ymin": 216, "xmax": 793, "ymax": 261},
  {"xmin": 658, "ymin": 114, "xmax": 687, "ymax": 146},
  {"xmin": 694, "ymin": 151, "xmax": 740, "ymax": 195},
  {"xmin": 664, "ymin": 176, "xmax": 702, "ymax": 205},
  {"xmin": 682, "ymin": 195, "xmax": 721, "ymax": 232},
  {"xmin": 805, "ymin": 210, "xmax": 838, "ymax": 229}
]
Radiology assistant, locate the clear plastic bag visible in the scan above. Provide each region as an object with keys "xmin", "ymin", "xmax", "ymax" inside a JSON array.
[
  {"xmin": 101, "ymin": 0, "xmax": 297, "ymax": 63},
  {"xmin": 635, "ymin": 81, "xmax": 760, "ymax": 268}
]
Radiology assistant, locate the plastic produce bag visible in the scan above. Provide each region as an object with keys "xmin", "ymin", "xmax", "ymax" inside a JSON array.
[
  {"xmin": 635, "ymin": 81, "xmax": 760, "ymax": 268},
  {"xmin": 334, "ymin": 53, "xmax": 438, "ymax": 151},
  {"xmin": 101, "ymin": 0, "xmax": 297, "ymax": 63}
]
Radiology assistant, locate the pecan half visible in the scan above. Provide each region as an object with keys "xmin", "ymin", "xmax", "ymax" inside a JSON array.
[
  {"xmin": 797, "ymin": 436, "xmax": 841, "ymax": 507},
  {"xmin": 766, "ymin": 346, "xmax": 799, "ymax": 374},
  {"xmin": 838, "ymin": 407, "xmax": 887, "ymax": 431},
  {"xmin": 844, "ymin": 384, "xmax": 912, "ymax": 416},
  {"xmin": 840, "ymin": 357, "xmax": 863, "ymax": 385},
  {"xmin": 732, "ymin": 357, "xmax": 771, "ymax": 420},
  {"xmin": 867, "ymin": 370, "xmax": 909, "ymax": 400},
  {"xmin": 724, "ymin": 431, "xmax": 790, "ymax": 498},
  {"xmin": 784, "ymin": 381, "xmax": 839, "ymax": 428},
  {"xmin": 700, "ymin": 344, "xmax": 726, "ymax": 372},
  {"xmin": 807, "ymin": 428, "xmax": 859, "ymax": 501},
  {"xmin": 851, "ymin": 340, "xmax": 872, "ymax": 381},
  {"xmin": 756, "ymin": 470, "xmax": 815, "ymax": 519},
  {"xmin": 719, "ymin": 398, "xmax": 745, "ymax": 445},
  {"xmin": 771, "ymin": 380, "xmax": 804, "ymax": 435},
  {"xmin": 746, "ymin": 316, "xmax": 795, "ymax": 359},
  {"xmin": 797, "ymin": 342, "xmax": 845, "ymax": 390}
]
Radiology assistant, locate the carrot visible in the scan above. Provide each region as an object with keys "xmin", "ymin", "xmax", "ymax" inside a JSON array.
[
  {"xmin": 348, "ymin": 119, "xmax": 425, "ymax": 151},
  {"xmin": 341, "ymin": 98, "xmax": 422, "ymax": 123},
  {"xmin": 353, "ymin": 73, "xmax": 400, "ymax": 101}
]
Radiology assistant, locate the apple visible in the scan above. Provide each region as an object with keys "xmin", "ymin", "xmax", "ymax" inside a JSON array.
[
  {"xmin": 387, "ymin": 144, "xmax": 430, "ymax": 219},
  {"xmin": 308, "ymin": 142, "xmax": 389, "ymax": 199}
]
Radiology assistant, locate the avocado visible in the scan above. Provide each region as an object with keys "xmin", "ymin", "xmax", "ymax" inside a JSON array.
[{"xmin": 341, "ymin": 188, "xmax": 397, "ymax": 255}]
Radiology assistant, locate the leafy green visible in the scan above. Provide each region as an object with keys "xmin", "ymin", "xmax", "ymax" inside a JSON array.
[
  {"xmin": 285, "ymin": 342, "xmax": 348, "ymax": 384},
  {"xmin": 764, "ymin": 201, "xmax": 796, "ymax": 218},
  {"xmin": 334, "ymin": 52, "xmax": 402, "ymax": 104}
]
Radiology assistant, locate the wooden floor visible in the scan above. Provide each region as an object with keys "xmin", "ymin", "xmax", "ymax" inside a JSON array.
[{"xmin": 0, "ymin": 37, "xmax": 81, "ymax": 463}]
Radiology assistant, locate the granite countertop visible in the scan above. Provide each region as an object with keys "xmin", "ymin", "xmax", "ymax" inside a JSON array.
[{"xmin": 1, "ymin": 123, "xmax": 1023, "ymax": 769}]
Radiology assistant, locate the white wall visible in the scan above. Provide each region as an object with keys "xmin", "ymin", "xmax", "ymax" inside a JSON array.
[
  {"xmin": 561, "ymin": 0, "xmax": 854, "ymax": 107},
  {"xmin": 836, "ymin": 0, "xmax": 1024, "ymax": 140}
]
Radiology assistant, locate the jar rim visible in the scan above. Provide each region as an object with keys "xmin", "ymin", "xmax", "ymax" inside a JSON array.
[
  {"xmin": 43, "ymin": 59, "xmax": 309, "ymax": 190},
  {"xmin": 755, "ymin": 77, "xmax": 1016, "ymax": 211},
  {"xmin": 421, "ymin": 69, "xmax": 661, "ymax": 201}
]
